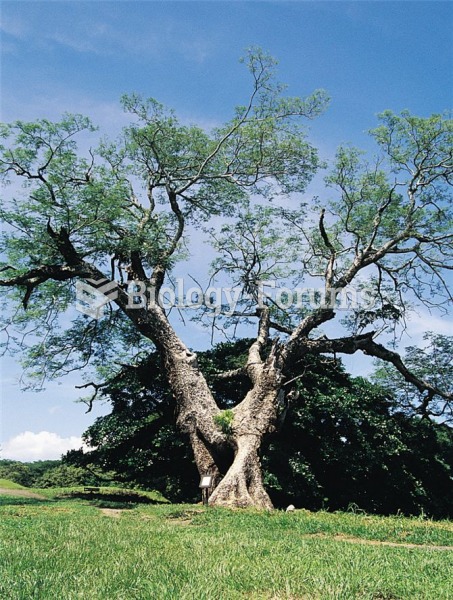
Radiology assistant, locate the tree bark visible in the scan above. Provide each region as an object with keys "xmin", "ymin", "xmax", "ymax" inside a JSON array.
[
  {"xmin": 208, "ymin": 434, "xmax": 272, "ymax": 509},
  {"xmin": 208, "ymin": 360, "xmax": 284, "ymax": 509},
  {"xmin": 166, "ymin": 351, "xmax": 279, "ymax": 508},
  {"xmin": 154, "ymin": 316, "xmax": 283, "ymax": 509}
]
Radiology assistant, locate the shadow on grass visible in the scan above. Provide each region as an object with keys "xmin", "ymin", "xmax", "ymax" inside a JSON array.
[
  {"xmin": 0, "ymin": 495, "xmax": 50, "ymax": 507},
  {"xmin": 64, "ymin": 490, "xmax": 167, "ymax": 509}
]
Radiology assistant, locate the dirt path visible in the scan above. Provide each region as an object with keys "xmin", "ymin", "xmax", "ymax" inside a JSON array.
[
  {"xmin": 0, "ymin": 487, "xmax": 47, "ymax": 500},
  {"xmin": 304, "ymin": 532, "xmax": 453, "ymax": 551},
  {"xmin": 100, "ymin": 508, "xmax": 125, "ymax": 518}
]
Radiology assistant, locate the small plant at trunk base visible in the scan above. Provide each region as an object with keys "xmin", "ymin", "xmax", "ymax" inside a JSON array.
[{"xmin": 214, "ymin": 410, "xmax": 235, "ymax": 435}]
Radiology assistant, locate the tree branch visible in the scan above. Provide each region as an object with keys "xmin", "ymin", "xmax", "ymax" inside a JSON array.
[
  {"xmin": 0, "ymin": 264, "xmax": 89, "ymax": 308},
  {"xmin": 319, "ymin": 208, "xmax": 336, "ymax": 293},
  {"xmin": 246, "ymin": 307, "xmax": 270, "ymax": 383},
  {"xmin": 212, "ymin": 367, "xmax": 247, "ymax": 381},
  {"xmin": 75, "ymin": 381, "xmax": 109, "ymax": 413},
  {"xmin": 282, "ymin": 307, "xmax": 335, "ymax": 366},
  {"xmin": 310, "ymin": 333, "xmax": 452, "ymax": 404}
]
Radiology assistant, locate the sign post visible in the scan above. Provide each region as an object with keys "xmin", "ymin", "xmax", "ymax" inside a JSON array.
[{"xmin": 199, "ymin": 474, "xmax": 213, "ymax": 506}]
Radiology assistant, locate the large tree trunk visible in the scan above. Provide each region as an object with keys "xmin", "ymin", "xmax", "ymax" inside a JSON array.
[
  {"xmin": 146, "ymin": 305, "xmax": 283, "ymax": 509},
  {"xmin": 208, "ymin": 433, "xmax": 272, "ymax": 509},
  {"xmin": 208, "ymin": 362, "xmax": 284, "ymax": 509},
  {"xmin": 160, "ymin": 343, "xmax": 282, "ymax": 508}
]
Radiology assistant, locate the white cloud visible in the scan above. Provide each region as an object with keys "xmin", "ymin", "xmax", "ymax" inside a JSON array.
[
  {"xmin": 0, "ymin": 14, "xmax": 28, "ymax": 38},
  {"xmin": 44, "ymin": 16, "xmax": 211, "ymax": 64},
  {"xmin": 400, "ymin": 310, "xmax": 453, "ymax": 345},
  {"xmin": 1, "ymin": 431, "xmax": 88, "ymax": 461}
]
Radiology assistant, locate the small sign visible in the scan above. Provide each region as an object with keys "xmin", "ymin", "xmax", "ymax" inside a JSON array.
[{"xmin": 199, "ymin": 475, "xmax": 213, "ymax": 489}]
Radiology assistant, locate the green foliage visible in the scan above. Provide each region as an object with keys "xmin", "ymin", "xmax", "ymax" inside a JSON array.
[
  {"xmin": 263, "ymin": 372, "xmax": 453, "ymax": 518},
  {"xmin": 0, "ymin": 461, "xmax": 34, "ymax": 487},
  {"xmin": 373, "ymin": 333, "xmax": 453, "ymax": 423},
  {"xmin": 65, "ymin": 352, "xmax": 199, "ymax": 502},
  {"xmin": 0, "ymin": 460, "xmax": 102, "ymax": 489},
  {"xmin": 33, "ymin": 464, "xmax": 94, "ymax": 488},
  {"xmin": 213, "ymin": 410, "xmax": 235, "ymax": 435},
  {"xmin": 1, "ymin": 50, "xmax": 451, "ymax": 518},
  {"xmin": 326, "ymin": 110, "xmax": 453, "ymax": 248},
  {"xmin": 371, "ymin": 110, "xmax": 453, "ymax": 177},
  {"xmin": 0, "ymin": 49, "xmax": 329, "ymax": 386},
  {"xmin": 209, "ymin": 205, "xmax": 303, "ymax": 319}
]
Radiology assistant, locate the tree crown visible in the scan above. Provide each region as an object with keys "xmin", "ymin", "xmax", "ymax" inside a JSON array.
[{"xmin": 0, "ymin": 50, "xmax": 451, "ymax": 420}]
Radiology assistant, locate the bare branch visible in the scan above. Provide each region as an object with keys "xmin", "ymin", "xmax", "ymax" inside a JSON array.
[
  {"xmin": 319, "ymin": 208, "xmax": 336, "ymax": 289},
  {"xmin": 310, "ymin": 333, "xmax": 452, "ymax": 404},
  {"xmin": 75, "ymin": 381, "xmax": 109, "ymax": 413},
  {"xmin": 246, "ymin": 307, "xmax": 270, "ymax": 383},
  {"xmin": 212, "ymin": 367, "xmax": 247, "ymax": 381}
]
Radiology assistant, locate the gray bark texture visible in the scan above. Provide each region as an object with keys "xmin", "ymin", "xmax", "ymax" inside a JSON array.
[{"xmin": 155, "ymin": 307, "xmax": 284, "ymax": 509}]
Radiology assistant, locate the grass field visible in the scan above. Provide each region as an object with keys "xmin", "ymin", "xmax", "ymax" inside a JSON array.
[
  {"xmin": 0, "ymin": 478, "xmax": 27, "ymax": 489},
  {"xmin": 0, "ymin": 487, "xmax": 452, "ymax": 599}
]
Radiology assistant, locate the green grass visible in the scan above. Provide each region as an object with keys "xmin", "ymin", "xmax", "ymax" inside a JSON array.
[
  {"xmin": 0, "ymin": 489, "xmax": 452, "ymax": 599},
  {"xmin": 0, "ymin": 478, "xmax": 27, "ymax": 489}
]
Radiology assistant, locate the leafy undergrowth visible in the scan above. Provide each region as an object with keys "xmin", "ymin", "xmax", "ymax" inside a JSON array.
[{"xmin": 0, "ymin": 490, "xmax": 451, "ymax": 599}]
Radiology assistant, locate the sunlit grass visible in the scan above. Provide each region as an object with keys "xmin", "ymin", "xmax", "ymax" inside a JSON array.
[
  {"xmin": 0, "ymin": 478, "xmax": 27, "ymax": 489},
  {"xmin": 31, "ymin": 485, "xmax": 168, "ymax": 502},
  {"xmin": 0, "ymin": 489, "xmax": 452, "ymax": 599}
]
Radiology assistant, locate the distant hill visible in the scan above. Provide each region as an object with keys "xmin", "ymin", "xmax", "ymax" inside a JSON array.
[{"xmin": 0, "ymin": 478, "xmax": 26, "ymax": 490}]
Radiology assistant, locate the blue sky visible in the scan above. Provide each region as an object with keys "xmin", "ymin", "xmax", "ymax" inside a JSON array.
[{"xmin": 1, "ymin": 1, "xmax": 452, "ymax": 461}]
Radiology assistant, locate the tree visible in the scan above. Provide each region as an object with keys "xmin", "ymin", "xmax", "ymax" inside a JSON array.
[
  {"xmin": 65, "ymin": 350, "xmax": 200, "ymax": 502},
  {"xmin": 1, "ymin": 50, "xmax": 452, "ymax": 508},
  {"xmin": 33, "ymin": 464, "xmax": 94, "ymax": 488},
  {"xmin": 263, "ymin": 371, "xmax": 453, "ymax": 519}
]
